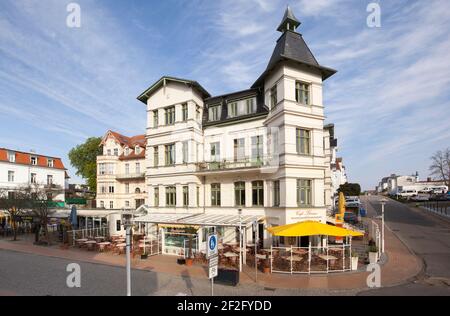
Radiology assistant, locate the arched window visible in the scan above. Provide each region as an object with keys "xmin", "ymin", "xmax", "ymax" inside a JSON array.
[{"xmin": 135, "ymin": 188, "xmax": 141, "ymax": 194}]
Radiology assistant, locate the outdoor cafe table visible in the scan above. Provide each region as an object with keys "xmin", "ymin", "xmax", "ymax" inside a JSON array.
[
  {"xmin": 97, "ymin": 242, "xmax": 111, "ymax": 252},
  {"xmin": 256, "ymin": 254, "xmax": 272, "ymax": 259},
  {"xmin": 318, "ymin": 254, "xmax": 337, "ymax": 261},
  {"xmin": 281, "ymin": 255, "xmax": 303, "ymax": 262},
  {"xmin": 75, "ymin": 239, "xmax": 88, "ymax": 247},
  {"xmin": 116, "ymin": 243, "xmax": 126, "ymax": 254},
  {"xmin": 223, "ymin": 252, "xmax": 239, "ymax": 264},
  {"xmin": 84, "ymin": 240, "xmax": 97, "ymax": 251},
  {"xmin": 234, "ymin": 247, "xmax": 251, "ymax": 252},
  {"xmin": 292, "ymin": 249, "xmax": 308, "ymax": 255},
  {"xmin": 95, "ymin": 236, "xmax": 105, "ymax": 243},
  {"xmin": 223, "ymin": 252, "xmax": 239, "ymax": 258}
]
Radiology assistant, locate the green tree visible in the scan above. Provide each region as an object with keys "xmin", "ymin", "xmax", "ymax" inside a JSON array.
[
  {"xmin": 338, "ymin": 183, "xmax": 361, "ymax": 196},
  {"xmin": 68, "ymin": 137, "xmax": 102, "ymax": 191}
]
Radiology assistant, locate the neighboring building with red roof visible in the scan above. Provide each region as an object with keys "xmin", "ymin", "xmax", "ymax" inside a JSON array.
[
  {"xmin": 0, "ymin": 148, "xmax": 68, "ymax": 202},
  {"xmin": 96, "ymin": 130, "xmax": 147, "ymax": 210}
]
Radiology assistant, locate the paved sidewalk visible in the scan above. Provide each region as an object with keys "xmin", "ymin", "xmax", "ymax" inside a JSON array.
[{"xmin": 0, "ymin": 216, "xmax": 422, "ymax": 291}]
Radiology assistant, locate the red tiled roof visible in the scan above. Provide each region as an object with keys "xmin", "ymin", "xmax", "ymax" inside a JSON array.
[
  {"xmin": 119, "ymin": 150, "xmax": 146, "ymax": 161},
  {"xmin": 0, "ymin": 148, "xmax": 67, "ymax": 170},
  {"xmin": 102, "ymin": 130, "xmax": 146, "ymax": 148}
]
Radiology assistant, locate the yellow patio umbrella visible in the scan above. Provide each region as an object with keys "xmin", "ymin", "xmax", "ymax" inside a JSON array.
[
  {"xmin": 336, "ymin": 192, "xmax": 346, "ymax": 223},
  {"xmin": 267, "ymin": 221, "xmax": 364, "ymax": 237}
]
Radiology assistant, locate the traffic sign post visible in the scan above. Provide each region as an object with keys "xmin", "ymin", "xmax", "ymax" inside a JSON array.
[
  {"xmin": 207, "ymin": 232, "xmax": 218, "ymax": 296},
  {"xmin": 207, "ymin": 233, "xmax": 218, "ymax": 259}
]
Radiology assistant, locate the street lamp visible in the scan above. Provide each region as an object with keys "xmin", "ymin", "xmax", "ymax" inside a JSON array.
[
  {"xmin": 380, "ymin": 199, "xmax": 387, "ymax": 254},
  {"xmin": 238, "ymin": 208, "xmax": 242, "ymax": 273},
  {"xmin": 121, "ymin": 208, "xmax": 134, "ymax": 296}
]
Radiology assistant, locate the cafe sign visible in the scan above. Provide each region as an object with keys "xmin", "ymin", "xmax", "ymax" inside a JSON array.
[{"xmin": 291, "ymin": 210, "xmax": 323, "ymax": 221}]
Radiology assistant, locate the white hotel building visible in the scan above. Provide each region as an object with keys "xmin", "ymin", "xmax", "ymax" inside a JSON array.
[
  {"xmin": 0, "ymin": 148, "xmax": 68, "ymax": 202},
  {"xmin": 134, "ymin": 8, "xmax": 338, "ymax": 247}
]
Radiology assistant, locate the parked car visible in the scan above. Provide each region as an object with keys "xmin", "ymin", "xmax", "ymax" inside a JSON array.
[
  {"xmin": 410, "ymin": 194, "xmax": 430, "ymax": 201},
  {"xmin": 344, "ymin": 212, "xmax": 359, "ymax": 224},
  {"xmin": 431, "ymin": 186, "xmax": 448, "ymax": 194},
  {"xmin": 345, "ymin": 196, "xmax": 361, "ymax": 208}
]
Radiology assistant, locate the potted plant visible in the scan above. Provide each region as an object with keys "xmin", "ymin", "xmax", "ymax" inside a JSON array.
[
  {"xmin": 185, "ymin": 226, "xmax": 198, "ymax": 266},
  {"xmin": 351, "ymin": 252, "xmax": 359, "ymax": 271},
  {"xmin": 368, "ymin": 245, "xmax": 379, "ymax": 264}
]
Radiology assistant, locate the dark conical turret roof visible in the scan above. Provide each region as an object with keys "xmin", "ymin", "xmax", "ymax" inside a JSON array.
[
  {"xmin": 252, "ymin": 7, "xmax": 336, "ymax": 88},
  {"xmin": 277, "ymin": 6, "xmax": 301, "ymax": 32}
]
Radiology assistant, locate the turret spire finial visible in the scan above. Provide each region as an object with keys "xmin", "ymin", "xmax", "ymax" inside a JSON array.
[{"xmin": 277, "ymin": 5, "xmax": 301, "ymax": 33}]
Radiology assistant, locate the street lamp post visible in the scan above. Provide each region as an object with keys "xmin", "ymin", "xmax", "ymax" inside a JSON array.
[
  {"xmin": 238, "ymin": 208, "xmax": 242, "ymax": 273},
  {"xmin": 381, "ymin": 199, "xmax": 386, "ymax": 254},
  {"xmin": 122, "ymin": 209, "xmax": 133, "ymax": 296}
]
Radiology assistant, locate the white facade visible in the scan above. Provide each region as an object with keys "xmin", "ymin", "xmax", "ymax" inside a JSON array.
[
  {"xmin": 96, "ymin": 131, "xmax": 147, "ymax": 210},
  {"xmin": 0, "ymin": 148, "xmax": 67, "ymax": 201},
  {"xmin": 376, "ymin": 173, "xmax": 447, "ymax": 194},
  {"xmin": 133, "ymin": 7, "xmax": 338, "ymax": 247}
]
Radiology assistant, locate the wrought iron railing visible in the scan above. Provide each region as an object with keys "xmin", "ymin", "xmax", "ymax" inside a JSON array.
[{"xmin": 196, "ymin": 156, "xmax": 276, "ymax": 172}]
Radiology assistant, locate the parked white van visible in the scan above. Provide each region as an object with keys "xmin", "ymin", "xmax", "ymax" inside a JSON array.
[
  {"xmin": 397, "ymin": 189, "xmax": 418, "ymax": 198},
  {"xmin": 431, "ymin": 186, "xmax": 448, "ymax": 194}
]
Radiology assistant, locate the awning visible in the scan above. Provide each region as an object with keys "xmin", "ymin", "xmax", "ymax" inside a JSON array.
[
  {"xmin": 134, "ymin": 212, "xmax": 264, "ymax": 228},
  {"xmin": 267, "ymin": 221, "xmax": 364, "ymax": 237}
]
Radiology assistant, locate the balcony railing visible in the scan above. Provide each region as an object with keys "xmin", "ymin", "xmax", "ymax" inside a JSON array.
[
  {"xmin": 196, "ymin": 156, "xmax": 275, "ymax": 172},
  {"xmin": 115, "ymin": 172, "xmax": 146, "ymax": 180}
]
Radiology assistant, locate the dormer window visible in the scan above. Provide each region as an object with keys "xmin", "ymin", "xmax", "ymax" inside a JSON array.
[
  {"xmin": 47, "ymin": 159, "xmax": 54, "ymax": 168},
  {"xmin": 208, "ymin": 104, "xmax": 221, "ymax": 122},
  {"xmin": 7, "ymin": 151, "xmax": 15, "ymax": 163},
  {"xmin": 114, "ymin": 148, "xmax": 119, "ymax": 156},
  {"xmin": 31, "ymin": 156, "xmax": 37, "ymax": 166},
  {"xmin": 124, "ymin": 147, "xmax": 130, "ymax": 156},
  {"xmin": 135, "ymin": 146, "xmax": 141, "ymax": 155},
  {"xmin": 227, "ymin": 97, "xmax": 256, "ymax": 118}
]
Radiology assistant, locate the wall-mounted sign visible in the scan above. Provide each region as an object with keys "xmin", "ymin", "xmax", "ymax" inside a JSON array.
[{"xmin": 291, "ymin": 210, "xmax": 323, "ymax": 221}]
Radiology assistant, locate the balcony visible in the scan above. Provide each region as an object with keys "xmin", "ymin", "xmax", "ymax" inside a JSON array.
[
  {"xmin": 115, "ymin": 172, "xmax": 146, "ymax": 180},
  {"xmin": 195, "ymin": 156, "xmax": 278, "ymax": 174}
]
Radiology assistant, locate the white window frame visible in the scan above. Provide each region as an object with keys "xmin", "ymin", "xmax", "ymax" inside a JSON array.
[
  {"xmin": 8, "ymin": 151, "xmax": 15, "ymax": 163},
  {"xmin": 8, "ymin": 171, "xmax": 14, "ymax": 182}
]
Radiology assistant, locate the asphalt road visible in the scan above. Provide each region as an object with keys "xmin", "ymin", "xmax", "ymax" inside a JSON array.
[
  {"xmin": 0, "ymin": 249, "xmax": 358, "ymax": 296},
  {"xmin": 2, "ymin": 195, "xmax": 449, "ymax": 296},
  {"xmin": 359, "ymin": 195, "xmax": 450, "ymax": 296}
]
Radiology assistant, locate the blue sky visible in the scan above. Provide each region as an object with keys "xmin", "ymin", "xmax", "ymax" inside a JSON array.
[{"xmin": 0, "ymin": 0, "xmax": 449, "ymax": 190}]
